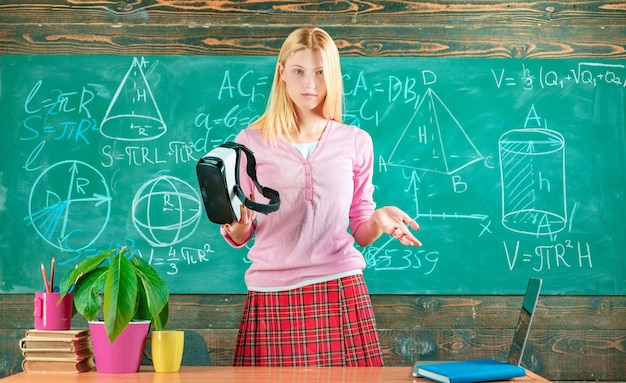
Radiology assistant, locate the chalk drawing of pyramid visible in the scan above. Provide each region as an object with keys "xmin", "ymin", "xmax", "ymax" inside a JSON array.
[
  {"xmin": 387, "ymin": 88, "xmax": 483, "ymax": 175},
  {"xmin": 100, "ymin": 57, "xmax": 167, "ymax": 141}
]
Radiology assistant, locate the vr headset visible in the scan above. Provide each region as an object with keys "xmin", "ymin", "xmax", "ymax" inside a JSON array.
[{"xmin": 196, "ymin": 142, "xmax": 280, "ymax": 224}]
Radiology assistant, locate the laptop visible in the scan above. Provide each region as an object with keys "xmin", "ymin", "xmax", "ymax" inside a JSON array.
[{"xmin": 412, "ymin": 278, "xmax": 542, "ymax": 376}]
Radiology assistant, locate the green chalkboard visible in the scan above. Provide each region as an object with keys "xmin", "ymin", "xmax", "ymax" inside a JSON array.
[{"xmin": 1, "ymin": 55, "xmax": 625, "ymax": 295}]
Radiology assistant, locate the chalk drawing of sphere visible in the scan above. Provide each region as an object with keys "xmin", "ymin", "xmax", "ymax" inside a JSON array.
[{"xmin": 132, "ymin": 175, "xmax": 202, "ymax": 247}]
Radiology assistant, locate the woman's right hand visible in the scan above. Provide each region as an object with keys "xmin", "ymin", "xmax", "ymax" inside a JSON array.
[{"xmin": 223, "ymin": 194, "xmax": 257, "ymax": 245}]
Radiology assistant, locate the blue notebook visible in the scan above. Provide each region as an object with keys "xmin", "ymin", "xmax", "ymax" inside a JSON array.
[{"xmin": 416, "ymin": 359, "xmax": 526, "ymax": 383}]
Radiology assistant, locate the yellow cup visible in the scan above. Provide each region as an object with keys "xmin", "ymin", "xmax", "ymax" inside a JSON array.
[{"xmin": 147, "ymin": 330, "xmax": 185, "ymax": 373}]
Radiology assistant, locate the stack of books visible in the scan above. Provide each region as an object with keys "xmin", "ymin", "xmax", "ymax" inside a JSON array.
[{"xmin": 19, "ymin": 329, "xmax": 95, "ymax": 373}]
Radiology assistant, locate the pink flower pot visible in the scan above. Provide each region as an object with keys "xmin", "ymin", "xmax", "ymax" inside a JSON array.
[{"xmin": 89, "ymin": 320, "xmax": 150, "ymax": 373}]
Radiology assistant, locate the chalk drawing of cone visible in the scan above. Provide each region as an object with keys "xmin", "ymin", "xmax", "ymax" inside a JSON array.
[{"xmin": 100, "ymin": 57, "xmax": 167, "ymax": 141}]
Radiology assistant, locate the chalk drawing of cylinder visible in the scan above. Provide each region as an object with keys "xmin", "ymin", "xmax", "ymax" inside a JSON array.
[{"xmin": 498, "ymin": 128, "xmax": 567, "ymax": 236}]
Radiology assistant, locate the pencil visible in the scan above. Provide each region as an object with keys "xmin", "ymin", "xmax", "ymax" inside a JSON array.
[
  {"xmin": 49, "ymin": 258, "xmax": 56, "ymax": 292},
  {"xmin": 40, "ymin": 263, "xmax": 50, "ymax": 293}
]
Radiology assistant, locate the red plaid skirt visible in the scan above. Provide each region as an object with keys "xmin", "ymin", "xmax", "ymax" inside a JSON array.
[{"xmin": 233, "ymin": 274, "xmax": 384, "ymax": 366}]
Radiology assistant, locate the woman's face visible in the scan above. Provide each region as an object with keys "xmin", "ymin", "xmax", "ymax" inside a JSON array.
[{"xmin": 279, "ymin": 49, "xmax": 327, "ymax": 113}]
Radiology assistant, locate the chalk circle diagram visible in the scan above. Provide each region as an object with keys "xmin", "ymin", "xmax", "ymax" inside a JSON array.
[
  {"xmin": 100, "ymin": 57, "xmax": 167, "ymax": 141},
  {"xmin": 498, "ymin": 128, "xmax": 567, "ymax": 236},
  {"xmin": 132, "ymin": 175, "xmax": 202, "ymax": 247},
  {"xmin": 26, "ymin": 160, "xmax": 112, "ymax": 252},
  {"xmin": 387, "ymin": 88, "xmax": 484, "ymax": 175}
]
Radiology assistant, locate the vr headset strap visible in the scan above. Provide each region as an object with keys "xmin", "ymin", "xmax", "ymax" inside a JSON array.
[{"xmin": 222, "ymin": 142, "xmax": 280, "ymax": 214}]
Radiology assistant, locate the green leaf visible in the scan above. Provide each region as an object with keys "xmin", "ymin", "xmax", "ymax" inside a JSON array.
[
  {"xmin": 135, "ymin": 282, "xmax": 150, "ymax": 322},
  {"xmin": 103, "ymin": 251, "xmax": 138, "ymax": 342},
  {"xmin": 59, "ymin": 249, "xmax": 116, "ymax": 298},
  {"xmin": 72, "ymin": 268, "xmax": 107, "ymax": 321},
  {"xmin": 133, "ymin": 255, "xmax": 169, "ymax": 330},
  {"xmin": 157, "ymin": 302, "xmax": 169, "ymax": 331}
]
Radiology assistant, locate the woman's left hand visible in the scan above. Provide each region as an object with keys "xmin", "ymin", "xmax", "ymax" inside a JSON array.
[{"xmin": 372, "ymin": 206, "xmax": 422, "ymax": 246}]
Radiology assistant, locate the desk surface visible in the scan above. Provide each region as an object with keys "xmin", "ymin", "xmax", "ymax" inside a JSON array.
[{"xmin": 1, "ymin": 366, "xmax": 549, "ymax": 383}]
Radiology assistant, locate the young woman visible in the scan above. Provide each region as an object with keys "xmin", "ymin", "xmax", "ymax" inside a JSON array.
[{"xmin": 221, "ymin": 27, "xmax": 422, "ymax": 367}]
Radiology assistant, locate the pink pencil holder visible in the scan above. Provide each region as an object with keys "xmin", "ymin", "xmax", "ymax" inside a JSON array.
[{"xmin": 33, "ymin": 292, "xmax": 73, "ymax": 330}]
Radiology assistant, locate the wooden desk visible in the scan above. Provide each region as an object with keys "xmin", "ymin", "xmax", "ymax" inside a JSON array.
[{"xmin": 1, "ymin": 366, "xmax": 550, "ymax": 383}]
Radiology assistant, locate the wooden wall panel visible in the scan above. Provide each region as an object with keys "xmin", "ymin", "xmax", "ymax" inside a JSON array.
[
  {"xmin": 1, "ymin": 24, "xmax": 624, "ymax": 57},
  {"xmin": 1, "ymin": 294, "xmax": 625, "ymax": 380},
  {"xmin": 0, "ymin": 0, "xmax": 625, "ymax": 57}
]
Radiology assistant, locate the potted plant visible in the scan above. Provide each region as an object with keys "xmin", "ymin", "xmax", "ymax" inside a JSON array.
[{"xmin": 59, "ymin": 246, "xmax": 169, "ymax": 373}]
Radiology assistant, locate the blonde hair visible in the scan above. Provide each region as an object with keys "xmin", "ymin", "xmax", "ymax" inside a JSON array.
[{"xmin": 252, "ymin": 27, "xmax": 344, "ymax": 143}]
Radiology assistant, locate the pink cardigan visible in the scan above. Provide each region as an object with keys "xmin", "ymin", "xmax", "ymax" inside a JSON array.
[{"xmin": 221, "ymin": 119, "xmax": 376, "ymax": 291}]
